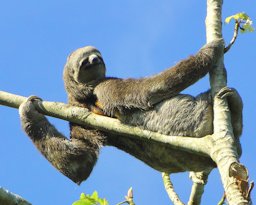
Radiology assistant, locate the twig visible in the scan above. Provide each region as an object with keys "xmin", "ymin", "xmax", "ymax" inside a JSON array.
[
  {"xmin": 161, "ymin": 172, "xmax": 185, "ymax": 205},
  {"xmin": 224, "ymin": 20, "xmax": 240, "ymax": 53},
  {"xmin": 116, "ymin": 201, "xmax": 128, "ymax": 205}
]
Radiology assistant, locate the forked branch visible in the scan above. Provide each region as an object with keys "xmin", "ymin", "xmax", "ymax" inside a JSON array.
[{"xmin": 206, "ymin": 0, "xmax": 250, "ymax": 204}]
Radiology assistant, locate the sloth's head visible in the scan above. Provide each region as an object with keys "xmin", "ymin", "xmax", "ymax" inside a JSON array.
[
  {"xmin": 63, "ymin": 46, "xmax": 106, "ymax": 100},
  {"xmin": 64, "ymin": 46, "xmax": 106, "ymax": 84}
]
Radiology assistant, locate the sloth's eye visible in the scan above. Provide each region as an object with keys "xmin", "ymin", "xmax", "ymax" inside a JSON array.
[
  {"xmin": 80, "ymin": 54, "xmax": 103, "ymax": 69},
  {"xmin": 81, "ymin": 58, "xmax": 89, "ymax": 67}
]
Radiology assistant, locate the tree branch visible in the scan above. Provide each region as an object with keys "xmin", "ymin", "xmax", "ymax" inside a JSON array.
[
  {"xmin": 205, "ymin": 0, "xmax": 250, "ymax": 204},
  {"xmin": 161, "ymin": 173, "xmax": 185, "ymax": 205},
  {"xmin": 0, "ymin": 187, "xmax": 31, "ymax": 205},
  {"xmin": 0, "ymin": 90, "xmax": 213, "ymax": 157},
  {"xmin": 187, "ymin": 169, "xmax": 211, "ymax": 205}
]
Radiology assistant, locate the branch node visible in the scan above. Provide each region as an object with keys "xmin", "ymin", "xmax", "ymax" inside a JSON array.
[
  {"xmin": 188, "ymin": 170, "xmax": 211, "ymax": 205},
  {"xmin": 229, "ymin": 162, "xmax": 250, "ymax": 199}
]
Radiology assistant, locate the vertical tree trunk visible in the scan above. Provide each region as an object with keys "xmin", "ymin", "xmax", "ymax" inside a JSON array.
[{"xmin": 205, "ymin": 0, "xmax": 249, "ymax": 204}]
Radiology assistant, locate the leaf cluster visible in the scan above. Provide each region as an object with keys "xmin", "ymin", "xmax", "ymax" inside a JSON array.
[
  {"xmin": 225, "ymin": 12, "xmax": 254, "ymax": 33},
  {"xmin": 72, "ymin": 192, "xmax": 109, "ymax": 205}
]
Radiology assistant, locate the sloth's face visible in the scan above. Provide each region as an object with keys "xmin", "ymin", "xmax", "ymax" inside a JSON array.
[
  {"xmin": 69, "ymin": 46, "xmax": 106, "ymax": 84},
  {"xmin": 77, "ymin": 51, "xmax": 106, "ymax": 83}
]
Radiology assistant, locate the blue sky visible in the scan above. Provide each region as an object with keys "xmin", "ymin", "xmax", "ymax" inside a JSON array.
[{"xmin": 0, "ymin": 1, "xmax": 255, "ymax": 204}]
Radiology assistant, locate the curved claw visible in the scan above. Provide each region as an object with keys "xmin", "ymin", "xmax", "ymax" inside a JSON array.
[
  {"xmin": 215, "ymin": 86, "xmax": 243, "ymax": 140},
  {"xmin": 26, "ymin": 95, "xmax": 44, "ymax": 112},
  {"xmin": 216, "ymin": 87, "xmax": 236, "ymax": 99},
  {"xmin": 27, "ymin": 95, "xmax": 43, "ymax": 102},
  {"xmin": 19, "ymin": 95, "xmax": 44, "ymax": 119}
]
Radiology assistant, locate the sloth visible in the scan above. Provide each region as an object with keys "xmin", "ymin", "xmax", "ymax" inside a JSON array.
[{"xmin": 19, "ymin": 40, "xmax": 243, "ymax": 184}]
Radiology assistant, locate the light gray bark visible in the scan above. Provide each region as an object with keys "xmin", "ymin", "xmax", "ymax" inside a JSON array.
[
  {"xmin": 162, "ymin": 173, "xmax": 185, "ymax": 205},
  {"xmin": 206, "ymin": 0, "xmax": 249, "ymax": 204},
  {"xmin": 187, "ymin": 170, "xmax": 211, "ymax": 205},
  {"xmin": 0, "ymin": 91, "xmax": 213, "ymax": 157}
]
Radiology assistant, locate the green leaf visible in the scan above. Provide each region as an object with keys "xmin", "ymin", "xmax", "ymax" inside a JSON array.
[
  {"xmin": 241, "ymin": 19, "xmax": 255, "ymax": 33},
  {"xmin": 72, "ymin": 192, "xmax": 109, "ymax": 205},
  {"xmin": 225, "ymin": 15, "xmax": 234, "ymax": 24},
  {"xmin": 225, "ymin": 12, "xmax": 254, "ymax": 33},
  {"xmin": 72, "ymin": 199, "xmax": 94, "ymax": 205},
  {"xmin": 236, "ymin": 12, "xmax": 250, "ymax": 21},
  {"xmin": 72, "ymin": 193, "xmax": 97, "ymax": 205},
  {"xmin": 80, "ymin": 193, "xmax": 87, "ymax": 200},
  {"xmin": 97, "ymin": 198, "xmax": 109, "ymax": 205},
  {"xmin": 225, "ymin": 12, "xmax": 250, "ymax": 23},
  {"xmin": 90, "ymin": 191, "xmax": 109, "ymax": 205},
  {"xmin": 91, "ymin": 191, "xmax": 99, "ymax": 201}
]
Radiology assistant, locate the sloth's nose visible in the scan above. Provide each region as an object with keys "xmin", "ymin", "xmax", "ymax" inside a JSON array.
[{"xmin": 89, "ymin": 54, "xmax": 100, "ymax": 64}]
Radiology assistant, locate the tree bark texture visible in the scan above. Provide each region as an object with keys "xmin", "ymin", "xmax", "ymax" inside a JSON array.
[{"xmin": 206, "ymin": 0, "xmax": 250, "ymax": 204}]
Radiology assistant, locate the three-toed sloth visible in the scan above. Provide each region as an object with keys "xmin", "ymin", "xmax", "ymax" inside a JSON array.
[{"xmin": 19, "ymin": 40, "xmax": 242, "ymax": 184}]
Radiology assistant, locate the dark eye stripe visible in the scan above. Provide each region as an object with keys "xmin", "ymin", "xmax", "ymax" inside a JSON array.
[{"xmin": 81, "ymin": 58, "xmax": 89, "ymax": 67}]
